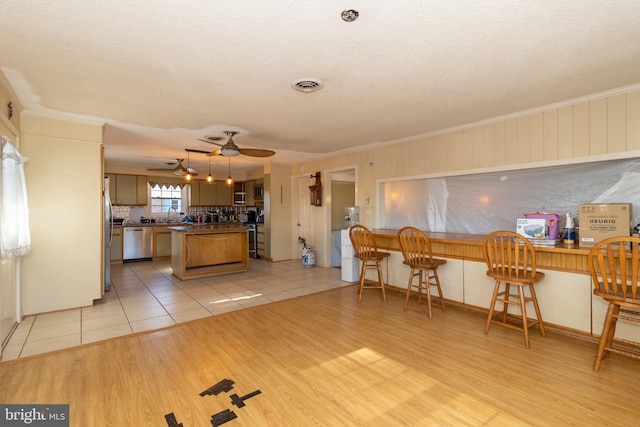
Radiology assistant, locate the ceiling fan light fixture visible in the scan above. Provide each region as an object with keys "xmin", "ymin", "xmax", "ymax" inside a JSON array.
[
  {"xmin": 220, "ymin": 135, "xmax": 241, "ymax": 156},
  {"xmin": 226, "ymin": 157, "xmax": 234, "ymax": 185},
  {"xmin": 206, "ymin": 157, "xmax": 214, "ymax": 183},
  {"xmin": 184, "ymin": 151, "xmax": 193, "ymax": 181}
]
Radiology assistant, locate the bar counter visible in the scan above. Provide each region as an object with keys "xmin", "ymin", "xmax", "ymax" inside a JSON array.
[
  {"xmin": 370, "ymin": 228, "xmax": 591, "ymax": 275},
  {"xmin": 364, "ymin": 228, "xmax": 640, "ymax": 343}
]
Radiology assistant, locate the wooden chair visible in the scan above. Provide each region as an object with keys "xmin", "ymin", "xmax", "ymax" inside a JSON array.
[
  {"xmin": 483, "ymin": 231, "xmax": 546, "ymax": 348},
  {"xmin": 348, "ymin": 225, "xmax": 389, "ymax": 302},
  {"xmin": 588, "ymin": 236, "xmax": 640, "ymax": 372},
  {"xmin": 397, "ymin": 226, "xmax": 447, "ymax": 319}
]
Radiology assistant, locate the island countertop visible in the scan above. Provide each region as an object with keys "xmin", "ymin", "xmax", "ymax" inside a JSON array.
[{"xmin": 168, "ymin": 223, "xmax": 247, "ymax": 232}]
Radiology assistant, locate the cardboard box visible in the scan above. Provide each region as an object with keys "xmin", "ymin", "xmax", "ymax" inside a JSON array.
[
  {"xmin": 578, "ymin": 203, "xmax": 632, "ymax": 248},
  {"xmin": 516, "ymin": 218, "xmax": 548, "ymax": 240}
]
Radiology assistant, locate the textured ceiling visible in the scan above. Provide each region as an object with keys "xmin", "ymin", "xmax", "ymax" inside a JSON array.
[{"xmin": 1, "ymin": 1, "xmax": 640, "ymax": 177}]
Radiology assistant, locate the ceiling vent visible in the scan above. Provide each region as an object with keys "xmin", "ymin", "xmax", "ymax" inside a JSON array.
[
  {"xmin": 203, "ymin": 135, "xmax": 224, "ymax": 142},
  {"xmin": 292, "ymin": 78, "xmax": 323, "ymax": 93}
]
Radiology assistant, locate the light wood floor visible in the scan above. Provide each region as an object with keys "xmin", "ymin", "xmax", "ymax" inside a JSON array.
[{"xmin": 1, "ymin": 286, "xmax": 639, "ymax": 426}]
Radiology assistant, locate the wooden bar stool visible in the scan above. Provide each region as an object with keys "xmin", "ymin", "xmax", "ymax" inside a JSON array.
[
  {"xmin": 588, "ymin": 236, "xmax": 640, "ymax": 372},
  {"xmin": 482, "ymin": 231, "xmax": 546, "ymax": 348},
  {"xmin": 397, "ymin": 226, "xmax": 447, "ymax": 319},
  {"xmin": 348, "ymin": 225, "xmax": 389, "ymax": 302}
]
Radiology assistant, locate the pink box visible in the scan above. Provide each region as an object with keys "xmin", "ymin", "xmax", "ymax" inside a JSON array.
[{"xmin": 523, "ymin": 213, "xmax": 561, "ymax": 240}]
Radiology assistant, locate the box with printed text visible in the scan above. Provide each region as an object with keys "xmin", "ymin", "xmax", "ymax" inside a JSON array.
[{"xmin": 578, "ymin": 203, "xmax": 632, "ymax": 248}]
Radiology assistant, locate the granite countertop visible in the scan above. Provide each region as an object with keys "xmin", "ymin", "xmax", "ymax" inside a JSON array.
[
  {"xmin": 119, "ymin": 221, "xmax": 244, "ymax": 227},
  {"xmin": 168, "ymin": 223, "xmax": 248, "ymax": 232}
]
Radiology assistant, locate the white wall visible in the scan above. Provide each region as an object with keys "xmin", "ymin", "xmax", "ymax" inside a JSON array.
[{"xmin": 21, "ymin": 113, "xmax": 104, "ymax": 315}]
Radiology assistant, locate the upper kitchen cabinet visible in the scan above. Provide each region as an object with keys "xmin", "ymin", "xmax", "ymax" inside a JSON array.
[
  {"xmin": 199, "ymin": 180, "xmax": 217, "ymax": 206},
  {"xmin": 111, "ymin": 174, "xmax": 148, "ymax": 206},
  {"xmin": 245, "ymin": 179, "xmax": 255, "ymax": 206},
  {"xmin": 189, "ymin": 179, "xmax": 233, "ymax": 206},
  {"xmin": 217, "ymin": 182, "xmax": 233, "ymax": 205}
]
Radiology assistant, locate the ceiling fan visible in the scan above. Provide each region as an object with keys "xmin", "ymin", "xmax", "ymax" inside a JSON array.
[
  {"xmin": 147, "ymin": 158, "xmax": 198, "ymax": 176},
  {"xmin": 198, "ymin": 131, "xmax": 275, "ymax": 157}
]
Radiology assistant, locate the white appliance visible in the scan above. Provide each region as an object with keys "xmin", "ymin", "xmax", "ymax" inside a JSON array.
[
  {"xmin": 103, "ymin": 176, "xmax": 113, "ymax": 291},
  {"xmin": 341, "ymin": 229, "xmax": 359, "ymax": 283}
]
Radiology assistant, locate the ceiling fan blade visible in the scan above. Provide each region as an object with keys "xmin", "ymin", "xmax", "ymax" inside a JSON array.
[
  {"xmin": 238, "ymin": 148, "xmax": 276, "ymax": 157},
  {"xmin": 186, "ymin": 148, "xmax": 211, "ymax": 154},
  {"xmin": 207, "ymin": 148, "xmax": 222, "ymax": 157},
  {"xmin": 198, "ymin": 138, "xmax": 224, "ymax": 147},
  {"xmin": 147, "ymin": 168, "xmax": 174, "ymax": 171}
]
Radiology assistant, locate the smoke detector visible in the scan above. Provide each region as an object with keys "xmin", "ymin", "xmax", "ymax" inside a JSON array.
[
  {"xmin": 341, "ymin": 9, "xmax": 359, "ymax": 22},
  {"xmin": 292, "ymin": 78, "xmax": 323, "ymax": 93}
]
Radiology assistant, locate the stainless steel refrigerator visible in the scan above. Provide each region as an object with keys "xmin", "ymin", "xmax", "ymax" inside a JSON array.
[{"xmin": 103, "ymin": 176, "xmax": 113, "ymax": 291}]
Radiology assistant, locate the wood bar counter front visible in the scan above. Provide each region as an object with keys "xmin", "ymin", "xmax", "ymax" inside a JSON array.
[
  {"xmin": 170, "ymin": 224, "xmax": 249, "ymax": 280},
  {"xmin": 369, "ymin": 229, "xmax": 639, "ymax": 344}
]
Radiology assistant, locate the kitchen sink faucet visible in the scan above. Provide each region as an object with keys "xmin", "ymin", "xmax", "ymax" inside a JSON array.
[{"xmin": 167, "ymin": 206, "xmax": 179, "ymax": 222}]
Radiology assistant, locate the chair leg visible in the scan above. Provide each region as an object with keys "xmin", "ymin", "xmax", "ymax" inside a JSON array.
[
  {"xmin": 519, "ymin": 286, "xmax": 530, "ymax": 349},
  {"xmin": 404, "ymin": 268, "xmax": 415, "ymax": 311},
  {"xmin": 502, "ymin": 283, "xmax": 511, "ymax": 323},
  {"xmin": 528, "ymin": 284, "xmax": 546, "ymax": 337},
  {"xmin": 594, "ymin": 302, "xmax": 617, "ymax": 372},
  {"xmin": 357, "ymin": 260, "xmax": 367, "ymax": 302},
  {"xmin": 416, "ymin": 270, "xmax": 424, "ymax": 307},
  {"xmin": 485, "ymin": 280, "xmax": 501, "ymax": 334},
  {"xmin": 603, "ymin": 305, "xmax": 620, "ymax": 360},
  {"xmin": 424, "ymin": 270, "xmax": 433, "ymax": 320},
  {"xmin": 376, "ymin": 261, "xmax": 386, "ymax": 302},
  {"xmin": 432, "ymin": 269, "xmax": 446, "ymax": 312}
]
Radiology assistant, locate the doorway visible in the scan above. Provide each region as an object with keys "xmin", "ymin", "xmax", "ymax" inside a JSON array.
[{"xmin": 328, "ymin": 168, "xmax": 356, "ymax": 268}]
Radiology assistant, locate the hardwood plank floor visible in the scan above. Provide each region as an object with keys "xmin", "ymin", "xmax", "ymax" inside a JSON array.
[{"xmin": 1, "ymin": 286, "xmax": 639, "ymax": 426}]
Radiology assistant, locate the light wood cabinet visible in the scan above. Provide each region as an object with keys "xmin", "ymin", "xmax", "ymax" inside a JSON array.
[
  {"xmin": 216, "ymin": 181, "xmax": 232, "ymax": 205},
  {"xmin": 110, "ymin": 174, "xmax": 147, "ymax": 206},
  {"xmin": 245, "ymin": 179, "xmax": 255, "ymax": 206},
  {"xmin": 189, "ymin": 180, "xmax": 233, "ymax": 206},
  {"xmin": 154, "ymin": 225, "xmax": 172, "ymax": 258},
  {"xmin": 110, "ymin": 226, "xmax": 123, "ymax": 262},
  {"xmin": 199, "ymin": 180, "xmax": 217, "ymax": 206},
  {"xmin": 257, "ymin": 224, "xmax": 268, "ymax": 258}
]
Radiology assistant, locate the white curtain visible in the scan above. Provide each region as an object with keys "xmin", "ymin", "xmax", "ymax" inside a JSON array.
[{"xmin": 1, "ymin": 136, "xmax": 31, "ymax": 258}]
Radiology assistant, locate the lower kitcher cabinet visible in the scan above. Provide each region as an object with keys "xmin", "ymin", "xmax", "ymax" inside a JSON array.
[{"xmin": 154, "ymin": 226, "xmax": 172, "ymax": 258}]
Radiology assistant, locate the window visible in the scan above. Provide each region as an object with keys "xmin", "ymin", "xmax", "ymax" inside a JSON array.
[{"xmin": 150, "ymin": 184, "xmax": 183, "ymax": 214}]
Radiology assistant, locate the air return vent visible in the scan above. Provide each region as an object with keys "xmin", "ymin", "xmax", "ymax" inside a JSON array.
[{"xmin": 292, "ymin": 78, "xmax": 323, "ymax": 93}]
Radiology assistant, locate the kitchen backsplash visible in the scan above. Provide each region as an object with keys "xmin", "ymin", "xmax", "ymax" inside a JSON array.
[{"xmin": 112, "ymin": 205, "xmax": 255, "ymax": 222}]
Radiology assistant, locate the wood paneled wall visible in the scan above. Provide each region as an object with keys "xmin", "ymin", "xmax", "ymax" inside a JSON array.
[{"xmin": 294, "ymin": 86, "xmax": 640, "ymax": 267}]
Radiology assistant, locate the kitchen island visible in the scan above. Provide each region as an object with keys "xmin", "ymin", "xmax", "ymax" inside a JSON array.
[{"xmin": 169, "ymin": 224, "xmax": 249, "ymax": 280}]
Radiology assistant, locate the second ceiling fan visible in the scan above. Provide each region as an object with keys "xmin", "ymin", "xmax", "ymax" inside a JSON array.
[{"xmin": 199, "ymin": 131, "xmax": 275, "ymax": 158}]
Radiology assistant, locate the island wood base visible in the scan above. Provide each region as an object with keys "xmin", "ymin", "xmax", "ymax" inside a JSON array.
[{"xmin": 170, "ymin": 226, "xmax": 249, "ymax": 280}]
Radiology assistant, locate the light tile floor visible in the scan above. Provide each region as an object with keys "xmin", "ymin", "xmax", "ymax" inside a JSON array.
[{"xmin": 2, "ymin": 258, "xmax": 351, "ymax": 362}]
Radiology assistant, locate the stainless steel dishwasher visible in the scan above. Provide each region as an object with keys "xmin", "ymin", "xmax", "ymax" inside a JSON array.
[{"xmin": 123, "ymin": 226, "xmax": 153, "ymax": 262}]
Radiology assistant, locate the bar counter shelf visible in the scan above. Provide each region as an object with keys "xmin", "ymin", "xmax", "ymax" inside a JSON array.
[{"xmin": 169, "ymin": 224, "xmax": 249, "ymax": 280}]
